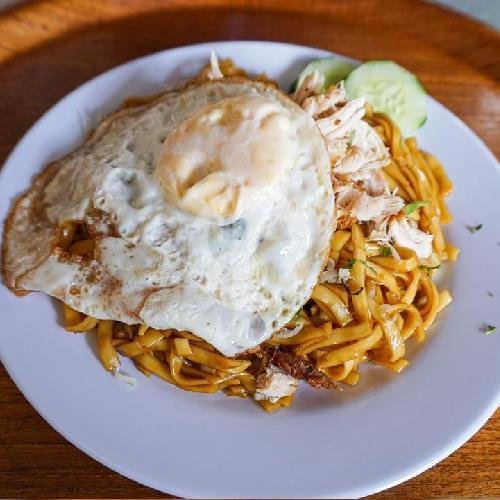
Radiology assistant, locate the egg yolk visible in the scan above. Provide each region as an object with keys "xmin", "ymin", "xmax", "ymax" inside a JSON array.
[{"xmin": 154, "ymin": 96, "xmax": 297, "ymax": 222}]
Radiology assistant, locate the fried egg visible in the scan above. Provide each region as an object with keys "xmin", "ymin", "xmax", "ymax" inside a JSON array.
[{"xmin": 3, "ymin": 78, "xmax": 334, "ymax": 356}]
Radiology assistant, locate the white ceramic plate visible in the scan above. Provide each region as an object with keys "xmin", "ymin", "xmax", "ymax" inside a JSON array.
[{"xmin": 0, "ymin": 41, "xmax": 499, "ymax": 499}]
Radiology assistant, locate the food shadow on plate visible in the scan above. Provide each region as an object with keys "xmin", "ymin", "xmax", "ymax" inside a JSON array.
[
  {"xmin": 290, "ymin": 310, "xmax": 451, "ymax": 413},
  {"xmin": 46, "ymin": 288, "xmax": 452, "ymax": 414},
  {"xmin": 75, "ymin": 52, "xmax": 323, "ymax": 143},
  {"xmin": 49, "ymin": 296, "xmax": 100, "ymax": 365},
  {"xmin": 75, "ymin": 55, "xmax": 217, "ymax": 137}
]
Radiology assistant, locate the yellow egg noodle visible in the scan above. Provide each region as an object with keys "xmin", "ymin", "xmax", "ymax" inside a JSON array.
[{"xmin": 58, "ymin": 62, "xmax": 457, "ymax": 413}]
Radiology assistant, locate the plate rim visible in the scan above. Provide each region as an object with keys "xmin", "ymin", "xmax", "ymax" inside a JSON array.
[{"xmin": 0, "ymin": 40, "xmax": 499, "ymax": 499}]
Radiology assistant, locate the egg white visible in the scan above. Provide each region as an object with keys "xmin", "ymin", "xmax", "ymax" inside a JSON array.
[{"xmin": 15, "ymin": 78, "xmax": 334, "ymax": 356}]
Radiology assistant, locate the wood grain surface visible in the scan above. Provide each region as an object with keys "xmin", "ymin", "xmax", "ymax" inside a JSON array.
[{"xmin": 0, "ymin": 0, "xmax": 499, "ymax": 497}]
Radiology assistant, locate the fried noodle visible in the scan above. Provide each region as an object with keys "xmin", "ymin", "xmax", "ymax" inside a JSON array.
[{"xmin": 58, "ymin": 62, "xmax": 456, "ymax": 412}]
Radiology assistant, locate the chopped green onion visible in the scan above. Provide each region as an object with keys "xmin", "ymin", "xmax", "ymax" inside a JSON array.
[
  {"xmin": 485, "ymin": 325, "xmax": 496, "ymax": 335},
  {"xmin": 292, "ymin": 309, "xmax": 303, "ymax": 322},
  {"xmin": 467, "ymin": 223, "xmax": 483, "ymax": 233},
  {"xmin": 419, "ymin": 264, "xmax": 440, "ymax": 276},
  {"xmin": 419, "ymin": 264, "xmax": 440, "ymax": 270},
  {"xmin": 379, "ymin": 246, "xmax": 392, "ymax": 257},
  {"xmin": 348, "ymin": 258, "xmax": 377, "ymax": 274},
  {"xmin": 403, "ymin": 200, "xmax": 429, "ymax": 215}
]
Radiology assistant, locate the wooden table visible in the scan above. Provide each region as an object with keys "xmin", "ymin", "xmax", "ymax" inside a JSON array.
[{"xmin": 0, "ymin": 0, "xmax": 499, "ymax": 497}]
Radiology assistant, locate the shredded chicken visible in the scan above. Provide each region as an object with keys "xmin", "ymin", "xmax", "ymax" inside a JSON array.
[
  {"xmin": 352, "ymin": 193, "xmax": 405, "ymax": 222},
  {"xmin": 362, "ymin": 168, "xmax": 388, "ymax": 196},
  {"xmin": 334, "ymin": 183, "xmax": 403, "ymax": 223},
  {"xmin": 254, "ymin": 365, "xmax": 298, "ymax": 403},
  {"xmin": 366, "ymin": 217, "xmax": 391, "ymax": 244},
  {"xmin": 295, "ymin": 82, "xmax": 402, "ymax": 234},
  {"xmin": 207, "ymin": 50, "xmax": 223, "ymax": 80},
  {"xmin": 301, "ymin": 84, "xmax": 346, "ymax": 117},
  {"xmin": 334, "ymin": 120, "xmax": 389, "ymax": 176},
  {"xmin": 318, "ymin": 258, "xmax": 339, "ymax": 284},
  {"xmin": 297, "ymin": 84, "xmax": 362, "ymax": 161},
  {"xmin": 292, "ymin": 70, "xmax": 325, "ymax": 105},
  {"xmin": 335, "ymin": 183, "xmax": 363, "ymax": 210},
  {"xmin": 314, "ymin": 97, "xmax": 366, "ymax": 144},
  {"xmin": 338, "ymin": 267, "xmax": 351, "ymax": 282},
  {"xmin": 388, "ymin": 217, "xmax": 433, "ymax": 259},
  {"xmin": 318, "ymin": 259, "xmax": 350, "ymax": 285}
]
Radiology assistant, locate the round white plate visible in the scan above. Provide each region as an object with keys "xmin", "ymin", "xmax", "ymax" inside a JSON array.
[{"xmin": 0, "ymin": 41, "xmax": 499, "ymax": 499}]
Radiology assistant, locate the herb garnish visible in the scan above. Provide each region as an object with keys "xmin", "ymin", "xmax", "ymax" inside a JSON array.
[
  {"xmin": 403, "ymin": 200, "xmax": 429, "ymax": 215},
  {"xmin": 467, "ymin": 223, "xmax": 483, "ymax": 233},
  {"xmin": 485, "ymin": 325, "xmax": 496, "ymax": 335},
  {"xmin": 292, "ymin": 309, "xmax": 303, "ymax": 323},
  {"xmin": 379, "ymin": 246, "xmax": 392, "ymax": 257},
  {"xmin": 348, "ymin": 258, "xmax": 377, "ymax": 274},
  {"xmin": 419, "ymin": 264, "xmax": 440, "ymax": 276}
]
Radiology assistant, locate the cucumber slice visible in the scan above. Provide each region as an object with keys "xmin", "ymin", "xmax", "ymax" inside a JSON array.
[
  {"xmin": 294, "ymin": 57, "xmax": 357, "ymax": 93},
  {"xmin": 345, "ymin": 60, "xmax": 427, "ymax": 136}
]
